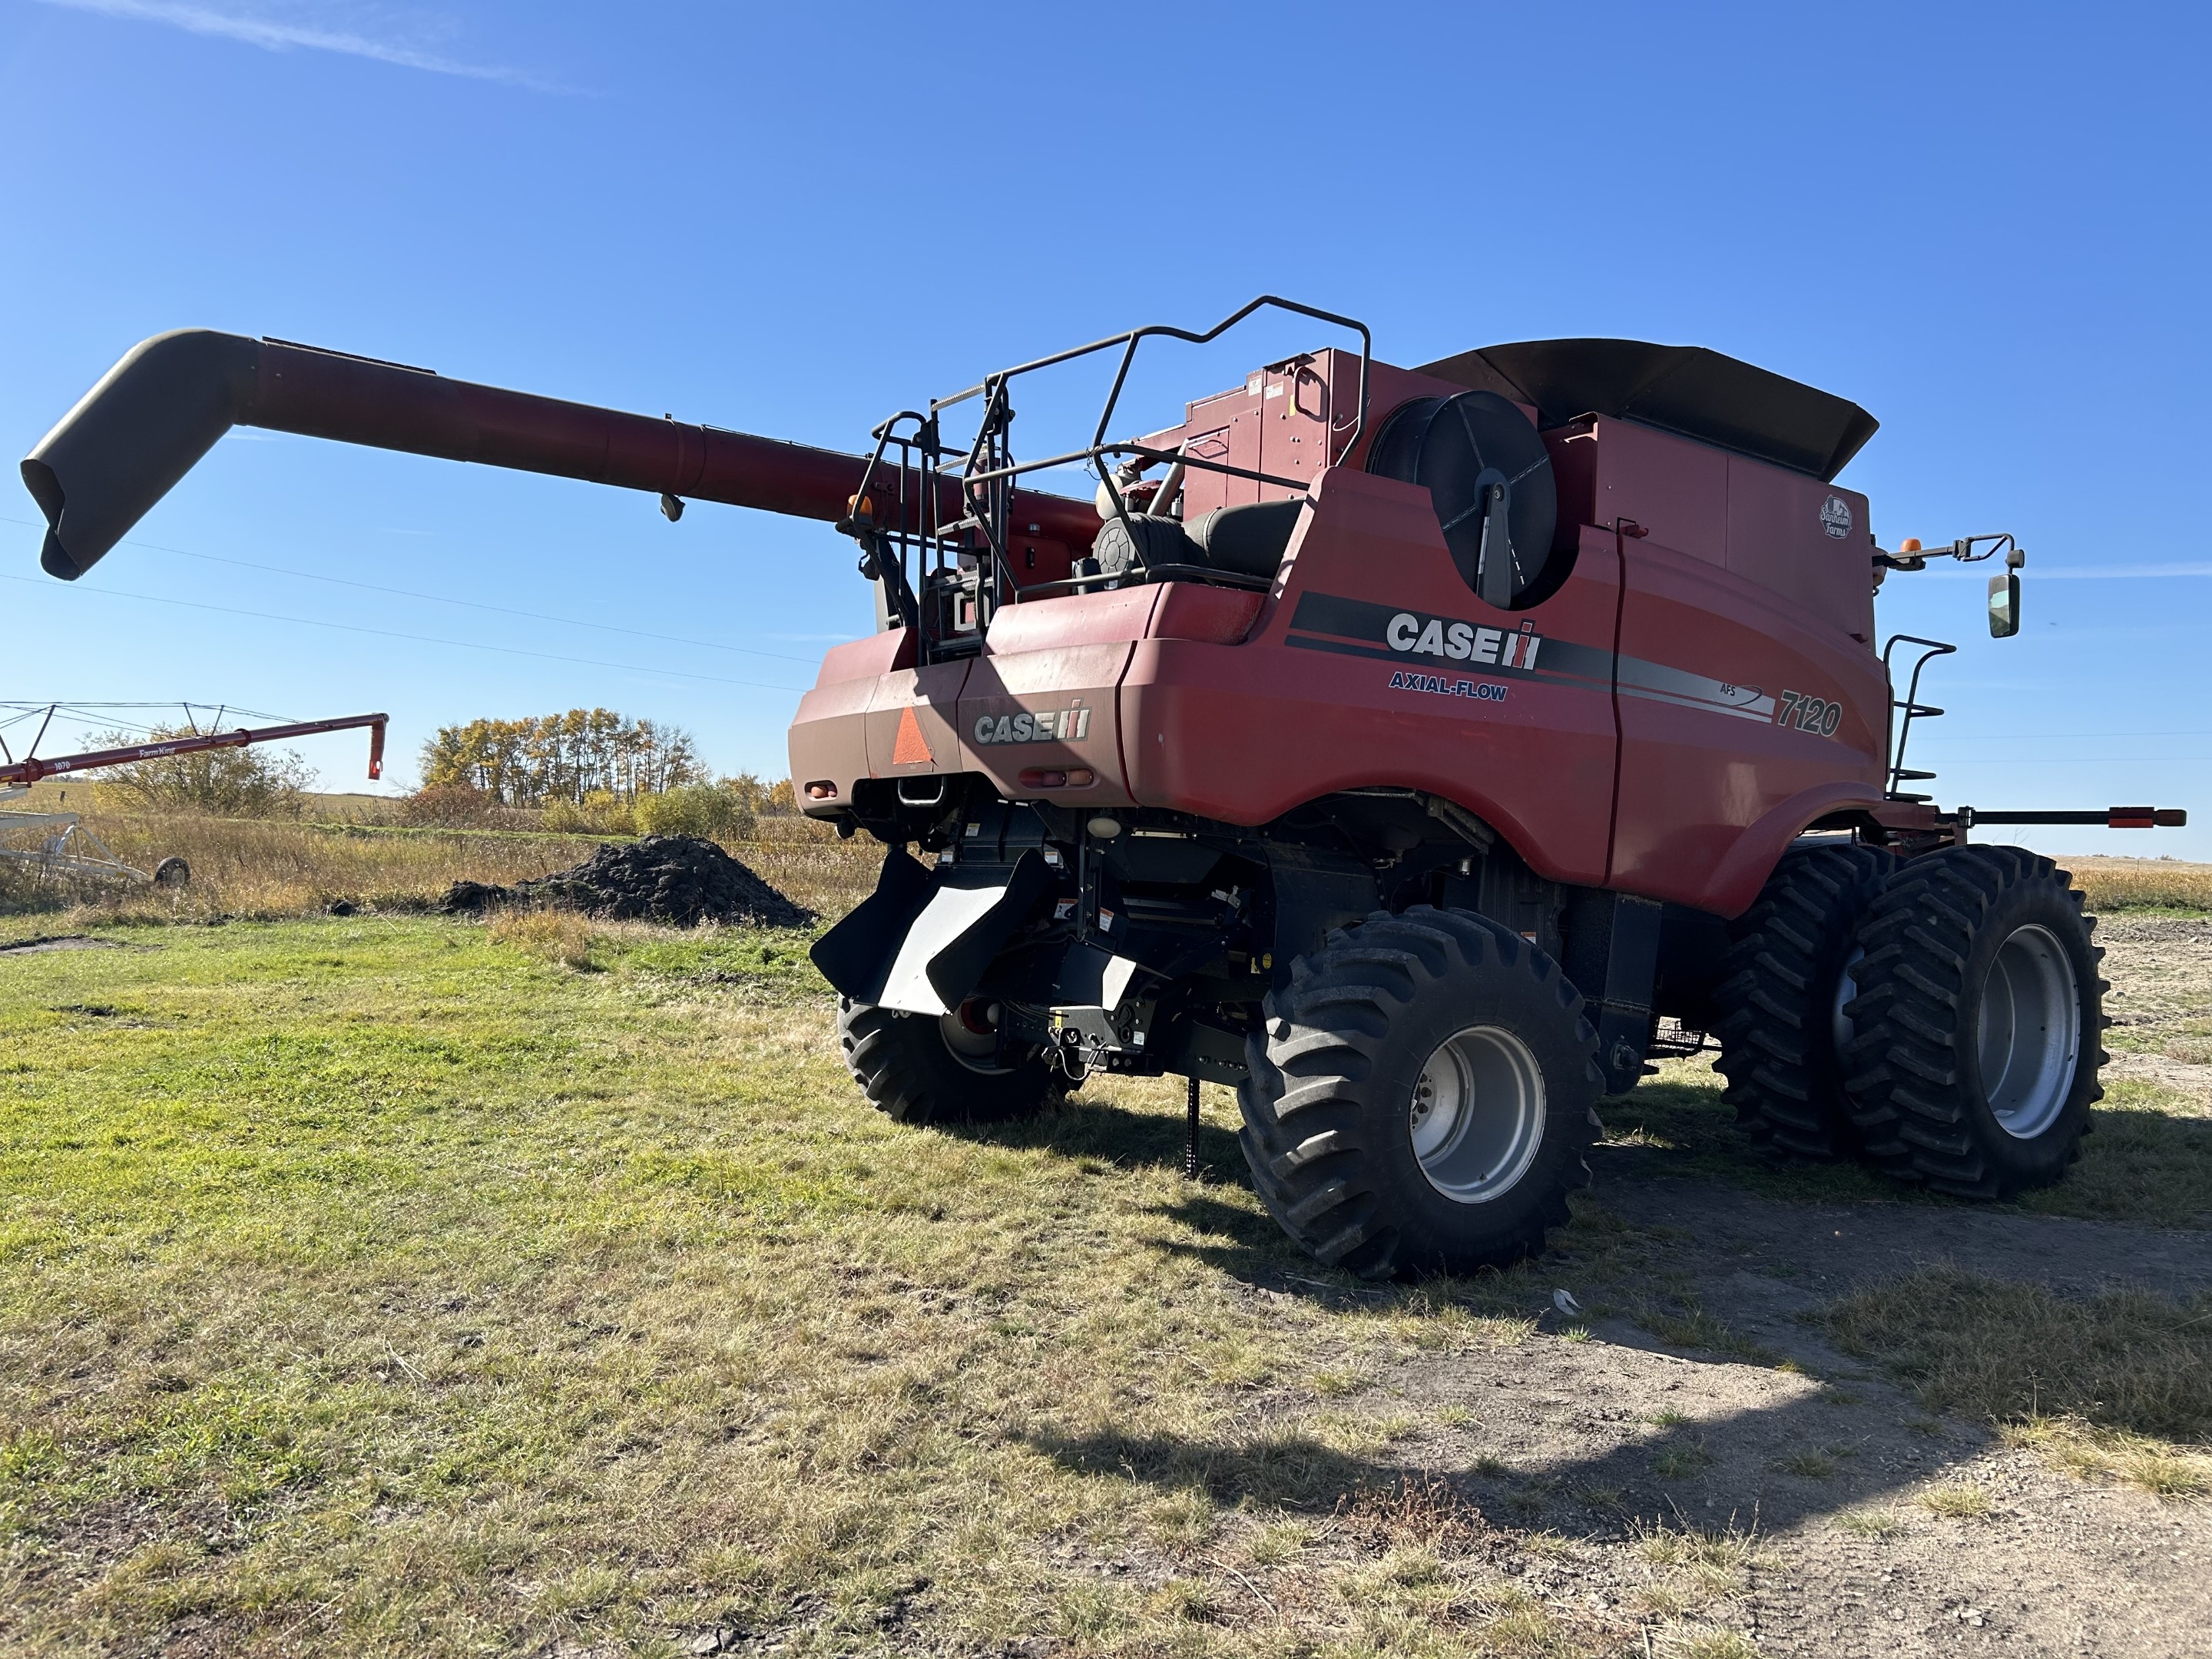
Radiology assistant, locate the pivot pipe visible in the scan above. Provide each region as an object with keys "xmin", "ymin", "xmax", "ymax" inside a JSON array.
[
  {"xmin": 0, "ymin": 713, "xmax": 389, "ymax": 787},
  {"xmin": 21, "ymin": 331, "xmax": 1100, "ymax": 581}
]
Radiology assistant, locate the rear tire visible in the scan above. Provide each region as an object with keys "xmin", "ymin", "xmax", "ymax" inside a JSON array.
[
  {"xmin": 1839, "ymin": 846, "xmax": 2106, "ymax": 1197},
  {"xmin": 1709, "ymin": 842, "xmax": 1894, "ymax": 1160},
  {"xmin": 837, "ymin": 998, "xmax": 1064, "ymax": 1126},
  {"xmin": 1236, "ymin": 906, "xmax": 1601, "ymax": 1279}
]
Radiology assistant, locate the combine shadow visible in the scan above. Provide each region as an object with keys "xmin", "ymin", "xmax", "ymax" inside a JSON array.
[
  {"xmin": 933, "ymin": 1089, "xmax": 1249, "ymax": 1178},
  {"xmin": 1029, "ymin": 1376, "xmax": 1993, "ymax": 1539},
  {"xmin": 1598, "ymin": 1075, "xmax": 2212, "ymax": 1231}
]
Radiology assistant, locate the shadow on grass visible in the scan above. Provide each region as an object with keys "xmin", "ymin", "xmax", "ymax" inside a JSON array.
[
  {"xmin": 1593, "ymin": 1075, "xmax": 1902, "ymax": 1206},
  {"xmin": 1598, "ymin": 1073, "xmax": 2212, "ymax": 1229},
  {"xmin": 933, "ymin": 1088, "xmax": 1248, "ymax": 1177},
  {"xmin": 1028, "ymin": 1377, "xmax": 1995, "ymax": 1537},
  {"xmin": 2015, "ymin": 1088, "xmax": 2212, "ymax": 1229}
]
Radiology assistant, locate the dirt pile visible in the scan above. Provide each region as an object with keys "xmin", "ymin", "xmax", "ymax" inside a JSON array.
[{"xmin": 440, "ymin": 835, "xmax": 815, "ymax": 929}]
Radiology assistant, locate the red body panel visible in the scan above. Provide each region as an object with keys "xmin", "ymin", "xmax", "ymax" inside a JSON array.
[
  {"xmin": 1122, "ymin": 468, "xmax": 1619, "ymax": 886},
  {"xmin": 1610, "ymin": 533, "xmax": 1886, "ymax": 912}
]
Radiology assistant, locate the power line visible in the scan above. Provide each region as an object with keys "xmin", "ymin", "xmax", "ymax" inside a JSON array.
[
  {"xmin": 0, "ymin": 512, "xmax": 833, "ymax": 665},
  {"xmin": 0, "ymin": 573, "xmax": 812, "ymax": 694}
]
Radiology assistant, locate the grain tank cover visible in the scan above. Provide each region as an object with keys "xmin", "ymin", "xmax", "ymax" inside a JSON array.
[{"xmin": 1415, "ymin": 339, "xmax": 1879, "ymax": 482}]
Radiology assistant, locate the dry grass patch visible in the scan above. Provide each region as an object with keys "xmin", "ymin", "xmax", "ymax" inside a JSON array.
[
  {"xmin": 2067, "ymin": 856, "xmax": 2212, "ymax": 912},
  {"xmin": 1656, "ymin": 1625, "xmax": 1760, "ymax": 1659},
  {"xmin": 1833, "ymin": 1508, "xmax": 1903, "ymax": 1538},
  {"xmin": 0, "ymin": 799, "xmax": 878, "ymax": 926},
  {"xmin": 1627, "ymin": 1523, "xmax": 1765, "ymax": 1636},
  {"xmin": 2000, "ymin": 1416, "xmax": 2212, "ymax": 1501},
  {"xmin": 1917, "ymin": 1482, "xmax": 1995, "ymax": 1519},
  {"xmin": 1822, "ymin": 1266, "xmax": 2212, "ymax": 1442},
  {"xmin": 487, "ymin": 906, "xmax": 598, "ymax": 969}
]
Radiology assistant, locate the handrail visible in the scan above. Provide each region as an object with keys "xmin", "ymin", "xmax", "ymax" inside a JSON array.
[
  {"xmin": 860, "ymin": 296, "xmax": 1373, "ymax": 654},
  {"xmin": 1879, "ymin": 634, "xmax": 1957, "ymax": 799}
]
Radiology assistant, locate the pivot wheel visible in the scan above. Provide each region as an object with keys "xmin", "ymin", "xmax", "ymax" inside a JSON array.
[
  {"xmin": 1840, "ymin": 846, "xmax": 2106, "ymax": 1198},
  {"xmin": 837, "ymin": 996, "xmax": 1064, "ymax": 1126},
  {"xmin": 1709, "ymin": 842, "xmax": 1894, "ymax": 1159},
  {"xmin": 1237, "ymin": 906, "xmax": 1601, "ymax": 1279}
]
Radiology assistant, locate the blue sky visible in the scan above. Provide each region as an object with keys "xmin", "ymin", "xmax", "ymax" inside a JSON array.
[{"xmin": 2, "ymin": 2, "xmax": 2208, "ymax": 856}]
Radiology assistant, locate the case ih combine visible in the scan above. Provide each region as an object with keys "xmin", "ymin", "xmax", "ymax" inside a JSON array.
[{"xmin": 22, "ymin": 299, "xmax": 2185, "ymax": 1277}]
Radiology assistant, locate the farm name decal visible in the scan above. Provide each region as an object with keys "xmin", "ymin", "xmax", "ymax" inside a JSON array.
[{"xmin": 973, "ymin": 706, "xmax": 1092, "ymax": 746}]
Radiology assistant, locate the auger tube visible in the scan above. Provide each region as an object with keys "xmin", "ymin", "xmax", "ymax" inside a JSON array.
[{"xmin": 20, "ymin": 330, "xmax": 1101, "ymax": 581}]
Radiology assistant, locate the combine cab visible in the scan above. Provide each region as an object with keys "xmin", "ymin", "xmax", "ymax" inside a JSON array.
[{"xmin": 22, "ymin": 299, "xmax": 2184, "ymax": 1277}]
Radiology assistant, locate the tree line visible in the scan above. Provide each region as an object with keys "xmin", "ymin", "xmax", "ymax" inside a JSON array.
[{"xmin": 417, "ymin": 709, "xmax": 705, "ymax": 806}]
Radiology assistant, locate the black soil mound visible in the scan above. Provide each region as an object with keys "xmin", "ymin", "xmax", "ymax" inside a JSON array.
[{"xmin": 441, "ymin": 836, "xmax": 815, "ymax": 929}]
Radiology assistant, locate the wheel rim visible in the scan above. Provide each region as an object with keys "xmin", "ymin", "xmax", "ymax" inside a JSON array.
[
  {"xmin": 1408, "ymin": 1024, "xmax": 1546, "ymax": 1203},
  {"xmin": 1976, "ymin": 923, "xmax": 2081, "ymax": 1140},
  {"xmin": 939, "ymin": 1000, "xmax": 1018, "ymax": 1076}
]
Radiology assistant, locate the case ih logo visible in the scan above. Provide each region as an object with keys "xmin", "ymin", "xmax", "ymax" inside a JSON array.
[
  {"xmin": 973, "ymin": 706, "xmax": 1091, "ymax": 746},
  {"xmin": 1386, "ymin": 611, "xmax": 1544, "ymax": 671}
]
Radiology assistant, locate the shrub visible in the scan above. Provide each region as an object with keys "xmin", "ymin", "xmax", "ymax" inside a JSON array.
[
  {"xmin": 634, "ymin": 782, "xmax": 756, "ymax": 841},
  {"xmin": 541, "ymin": 790, "xmax": 636, "ymax": 836},
  {"xmin": 92, "ymin": 728, "xmax": 313, "ymax": 819},
  {"xmin": 399, "ymin": 784, "xmax": 500, "ymax": 828}
]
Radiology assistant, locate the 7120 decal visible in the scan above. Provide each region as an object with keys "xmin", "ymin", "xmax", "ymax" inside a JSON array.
[{"xmin": 1775, "ymin": 689, "xmax": 1843, "ymax": 737}]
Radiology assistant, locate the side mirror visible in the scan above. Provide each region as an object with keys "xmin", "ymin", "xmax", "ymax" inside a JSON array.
[{"xmin": 1988, "ymin": 571, "xmax": 2022, "ymax": 638}]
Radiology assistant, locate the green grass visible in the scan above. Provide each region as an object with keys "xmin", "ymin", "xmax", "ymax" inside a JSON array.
[{"xmin": 1, "ymin": 916, "xmax": 1609, "ymax": 1657}]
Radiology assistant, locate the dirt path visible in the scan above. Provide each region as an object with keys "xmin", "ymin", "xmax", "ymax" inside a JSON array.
[
  {"xmin": 1243, "ymin": 1167, "xmax": 2212, "ymax": 1656},
  {"xmin": 1286, "ymin": 919, "xmax": 2212, "ymax": 1657}
]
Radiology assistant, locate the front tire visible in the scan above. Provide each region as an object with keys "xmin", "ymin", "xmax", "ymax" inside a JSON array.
[
  {"xmin": 1839, "ymin": 846, "xmax": 2105, "ymax": 1197},
  {"xmin": 1236, "ymin": 906, "xmax": 1601, "ymax": 1279},
  {"xmin": 837, "ymin": 998, "xmax": 1064, "ymax": 1126}
]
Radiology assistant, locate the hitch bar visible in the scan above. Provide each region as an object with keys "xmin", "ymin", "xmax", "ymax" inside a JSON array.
[{"xmin": 1958, "ymin": 807, "xmax": 2187, "ymax": 829}]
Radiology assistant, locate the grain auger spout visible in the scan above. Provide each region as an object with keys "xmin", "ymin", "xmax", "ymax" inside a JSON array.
[{"xmin": 19, "ymin": 329, "xmax": 1100, "ymax": 581}]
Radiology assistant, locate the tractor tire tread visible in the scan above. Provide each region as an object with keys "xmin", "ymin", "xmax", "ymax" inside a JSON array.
[
  {"xmin": 1710, "ymin": 843, "xmax": 1896, "ymax": 1161},
  {"xmin": 1838, "ymin": 847, "xmax": 2099, "ymax": 1197}
]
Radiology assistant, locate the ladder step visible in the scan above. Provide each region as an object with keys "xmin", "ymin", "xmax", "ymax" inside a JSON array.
[{"xmin": 1894, "ymin": 769, "xmax": 1938, "ymax": 780}]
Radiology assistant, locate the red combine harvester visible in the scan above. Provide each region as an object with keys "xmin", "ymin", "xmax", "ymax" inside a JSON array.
[{"xmin": 22, "ymin": 300, "xmax": 2185, "ymax": 1276}]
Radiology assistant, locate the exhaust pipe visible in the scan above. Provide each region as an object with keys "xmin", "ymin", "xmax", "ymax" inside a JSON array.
[{"xmin": 22, "ymin": 330, "xmax": 1099, "ymax": 580}]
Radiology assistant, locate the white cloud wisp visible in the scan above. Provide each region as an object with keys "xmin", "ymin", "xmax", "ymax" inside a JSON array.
[{"xmin": 35, "ymin": 0, "xmax": 567, "ymax": 91}]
